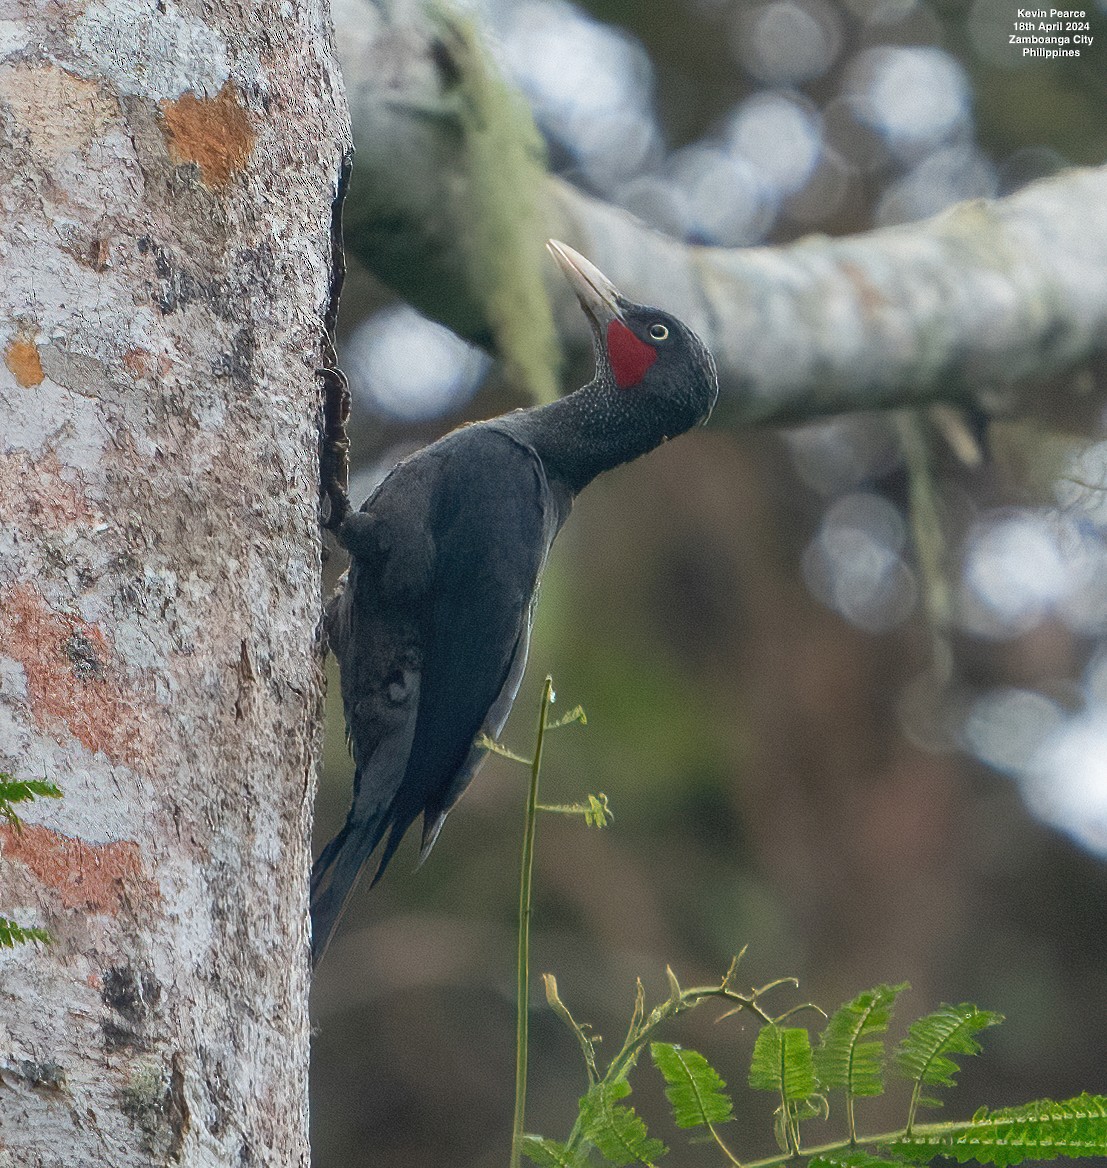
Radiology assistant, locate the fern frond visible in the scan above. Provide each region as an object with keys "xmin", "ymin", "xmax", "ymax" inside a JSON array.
[
  {"xmin": 0, "ymin": 776, "xmax": 63, "ymax": 829},
  {"xmin": 651, "ymin": 1043, "xmax": 734, "ymax": 1130},
  {"xmin": 811, "ymin": 1149, "xmax": 907, "ymax": 1168},
  {"xmin": 890, "ymin": 1094, "xmax": 1107, "ymax": 1166},
  {"xmin": 896, "ymin": 1003, "xmax": 1003, "ymax": 1130},
  {"xmin": 750, "ymin": 1024, "xmax": 816, "ymax": 1101},
  {"xmin": 537, "ymin": 793, "xmax": 612, "ymax": 828},
  {"xmin": 476, "ymin": 734, "xmax": 532, "ymax": 764},
  {"xmin": 816, "ymin": 984, "xmax": 909, "ymax": 1098},
  {"xmin": 751, "ymin": 1023, "xmax": 820, "ymax": 1153},
  {"xmin": 520, "ymin": 1135, "xmax": 591, "ymax": 1168},
  {"xmin": 544, "ymin": 974, "xmax": 600, "ymax": 1084},
  {"xmin": 578, "ymin": 1080, "xmax": 667, "ymax": 1167},
  {"xmin": 896, "ymin": 1004, "xmax": 1003, "ymax": 1091},
  {"xmin": 546, "ymin": 705, "xmax": 587, "ymax": 730},
  {"xmin": 0, "ymin": 917, "xmax": 51, "ymax": 948},
  {"xmin": 0, "ymin": 776, "xmax": 63, "ymax": 803}
]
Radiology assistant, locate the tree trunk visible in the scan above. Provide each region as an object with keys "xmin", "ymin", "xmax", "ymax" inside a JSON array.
[{"xmin": 0, "ymin": 1, "xmax": 348, "ymax": 1163}]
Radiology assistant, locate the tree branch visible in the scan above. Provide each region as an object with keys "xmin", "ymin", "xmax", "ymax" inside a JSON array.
[
  {"xmin": 336, "ymin": 0, "xmax": 1107, "ymax": 422},
  {"xmin": 545, "ymin": 168, "xmax": 1107, "ymax": 423}
]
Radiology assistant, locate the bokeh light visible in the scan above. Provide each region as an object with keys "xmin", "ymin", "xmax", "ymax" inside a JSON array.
[
  {"xmin": 733, "ymin": 0, "xmax": 843, "ymax": 85},
  {"xmin": 479, "ymin": 0, "xmax": 850, "ymax": 242},
  {"xmin": 875, "ymin": 142, "xmax": 998, "ymax": 224},
  {"xmin": 1024, "ymin": 712, "xmax": 1107, "ymax": 855},
  {"xmin": 496, "ymin": 0, "xmax": 661, "ymax": 192},
  {"xmin": 962, "ymin": 687, "xmax": 1066, "ymax": 775},
  {"xmin": 961, "ymin": 511, "xmax": 1069, "ymax": 636},
  {"xmin": 726, "ymin": 91, "xmax": 824, "ymax": 196},
  {"xmin": 344, "ymin": 305, "xmax": 491, "ymax": 422},
  {"xmin": 957, "ymin": 508, "xmax": 1107, "ymax": 636},
  {"xmin": 785, "ymin": 415, "xmax": 903, "ymax": 494},
  {"xmin": 471, "ymin": 0, "xmax": 1011, "ymax": 252},
  {"xmin": 846, "ymin": 46, "xmax": 973, "ymax": 158},
  {"xmin": 667, "ymin": 145, "xmax": 774, "ymax": 245},
  {"xmin": 802, "ymin": 491, "xmax": 918, "ymax": 632}
]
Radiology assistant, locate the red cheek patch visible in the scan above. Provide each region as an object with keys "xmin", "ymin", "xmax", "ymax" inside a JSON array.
[{"xmin": 607, "ymin": 320, "xmax": 657, "ymax": 389}]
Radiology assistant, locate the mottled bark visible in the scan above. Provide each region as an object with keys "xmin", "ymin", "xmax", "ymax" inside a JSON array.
[
  {"xmin": 0, "ymin": 1, "xmax": 349, "ymax": 1164},
  {"xmin": 336, "ymin": 0, "xmax": 1107, "ymax": 423}
]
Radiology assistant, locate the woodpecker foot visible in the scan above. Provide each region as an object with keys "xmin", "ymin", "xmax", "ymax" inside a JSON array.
[{"xmin": 318, "ymin": 357, "xmax": 352, "ymax": 533}]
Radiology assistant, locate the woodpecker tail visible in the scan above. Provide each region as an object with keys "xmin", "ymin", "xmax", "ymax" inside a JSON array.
[{"xmin": 309, "ymin": 812, "xmax": 391, "ymax": 967}]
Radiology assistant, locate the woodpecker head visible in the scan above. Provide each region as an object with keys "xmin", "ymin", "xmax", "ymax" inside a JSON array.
[{"xmin": 547, "ymin": 239, "xmax": 718, "ymax": 436}]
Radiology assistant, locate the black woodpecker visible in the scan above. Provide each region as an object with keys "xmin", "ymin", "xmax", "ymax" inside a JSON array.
[{"xmin": 311, "ymin": 241, "xmax": 718, "ymax": 966}]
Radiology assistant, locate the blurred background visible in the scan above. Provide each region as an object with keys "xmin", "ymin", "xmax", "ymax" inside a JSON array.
[{"xmin": 310, "ymin": 2, "xmax": 1107, "ymax": 1165}]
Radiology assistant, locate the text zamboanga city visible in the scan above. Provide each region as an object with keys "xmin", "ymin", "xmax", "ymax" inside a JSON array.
[{"xmin": 1011, "ymin": 8, "xmax": 1093, "ymax": 55}]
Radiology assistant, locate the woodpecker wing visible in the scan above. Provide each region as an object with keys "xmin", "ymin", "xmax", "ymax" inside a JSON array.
[
  {"xmin": 311, "ymin": 426, "xmax": 565, "ymax": 963},
  {"xmin": 375, "ymin": 426, "xmax": 563, "ymax": 869}
]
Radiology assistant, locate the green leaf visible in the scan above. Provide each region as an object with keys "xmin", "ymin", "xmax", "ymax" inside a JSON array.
[
  {"xmin": 578, "ymin": 1080, "xmax": 667, "ymax": 1166},
  {"xmin": 890, "ymin": 1094, "xmax": 1107, "ymax": 1166},
  {"xmin": 792, "ymin": 1095, "xmax": 829, "ymax": 1124},
  {"xmin": 520, "ymin": 1135, "xmax": 592, "ymax": 1168},
  {"xmin": 815, "ymin": 983, "xmax": 909, "ymax": 1098},
  {"xmin": 0, "ymin": 917, "xmax": 51, "ymax": 948},
  {"xmin": 651, "ymin": 1043, "xmax": 734, "ymax": 1130},
  {"xmin": 475, "ymin": 734, "xmax": 532, "ymax": 765},
  {"xmin": 583, "ymin": 794, "xmax": 611, "ymax": 828},
  {"xmin": 0, "ymin": 778, "xmax": 60, "ymax": 945},
  {"xmin": 750, "ymin": 1024, "xmax": 816, "ymax": 1102},
  {"xmin": 895, "ymin": 1004, "xmax": 1003, "ymax": 1093},
  {"xmin": 546, "ymin": 705, "xmax": 587, "ymax": 730},
  {"xmin": 537, "ymin": 793, "xmax": 613, "ymax": 828},
  {"xmin": 0, "ymin": 776, "xmax": 63, "ymax": 828},
  {"xmin": 544, "ymin": 974, "xmax": 600, "ymax": 1083},
  {"xmin": 0, "ymin": 777, "xmax": 63, "ymax": 804},
  {"xmin": 811, "ymin": 1150, "xmax": 907, "ymax": 1168}
]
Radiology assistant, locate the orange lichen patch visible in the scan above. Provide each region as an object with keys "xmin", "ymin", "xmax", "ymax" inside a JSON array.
[
  {"xmin": 122, "ymin": 347, "xmax": 154, "ymax": 377},
  {"xmin": 1, "ymin": 584, "xmax": 155, "ymax": 769},
  {"xmin": 161, "ymin": 81, "xmax": 254, "ymax": 187},
  {"xmin": 0, "ymin": 823, "xmax": 157, "ymax": 914},
  {"xmin": 6, "ymin": 337, "xmax": 44, "ymax": 387},
  {"xmin": 0, "ymin": 450, "xmax": 100, "ymax": 529},
  {"xmin": 122, "ymin": 348, "xmax": 174, "ymax": 379}
]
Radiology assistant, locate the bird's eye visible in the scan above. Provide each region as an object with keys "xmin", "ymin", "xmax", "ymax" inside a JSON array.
[{"xmin": 649, "ymin": 323, "xmax": 669, "ymax": 342}]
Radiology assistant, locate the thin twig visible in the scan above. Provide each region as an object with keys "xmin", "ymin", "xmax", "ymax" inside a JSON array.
[{"xmin": 511, "ymin": 676, "xmax": 555, "ymax": 1168}]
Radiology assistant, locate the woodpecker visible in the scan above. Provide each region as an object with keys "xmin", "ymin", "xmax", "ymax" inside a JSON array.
[{"xmin": 311, "ymin": 241, "xmax": 718, "ymax": 965}]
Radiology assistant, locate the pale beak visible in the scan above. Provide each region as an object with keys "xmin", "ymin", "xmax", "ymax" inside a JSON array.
[{"xmin": 547, "ymin": 239, "xmax": 625, "ymax": 328}]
